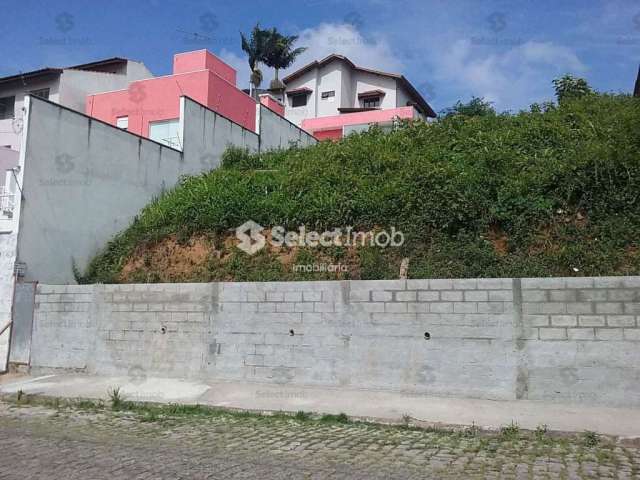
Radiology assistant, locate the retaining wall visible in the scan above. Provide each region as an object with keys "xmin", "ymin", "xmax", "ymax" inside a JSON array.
[{"xmin": 28, "ymin": 277, "xmax": 640, "ymax": 407}]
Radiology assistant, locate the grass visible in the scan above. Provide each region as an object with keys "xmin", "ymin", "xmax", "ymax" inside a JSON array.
[{"xmin": 79, "ymin": 93, "xmax": 640, "ymax": 283}]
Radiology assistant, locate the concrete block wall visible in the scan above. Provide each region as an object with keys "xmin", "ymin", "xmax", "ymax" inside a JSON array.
[
  {"xmin": 27, "ymin": 277, "xmax": 640, "ymax": 407},
  {"xmin": 518, "ymin": 277, "xmax": 640, "ymax": 407}
]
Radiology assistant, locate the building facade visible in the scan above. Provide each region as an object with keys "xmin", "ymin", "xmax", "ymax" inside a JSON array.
[
  {"xmin": 86, "ymin": 50, "xmax": 261, "ymax": 148},
  {"xmin": 281, "ymin": 54, "xmax": 436, "ymax": 140},
  {"xmin": 0, "ymin": 58, "xmax": 152, "ymax": 152}
]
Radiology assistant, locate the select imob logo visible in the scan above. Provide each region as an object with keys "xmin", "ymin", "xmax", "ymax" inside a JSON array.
[
  {"xmin": 235, "ymin": 220, "xmax": 266, "ymax": 255},
  {"xmin": 235, "ymin": 220, "xmax": 404, "ymax": 256}
]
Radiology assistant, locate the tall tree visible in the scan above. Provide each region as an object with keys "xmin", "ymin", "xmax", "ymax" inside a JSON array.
[
  {"xmin": 634, "ymin": 65, "xmax": 640, "ymax": 98},
  {"xmin": 262, "ymin": 28, "xmax": 307, "ymax": 90},
  {"xmin": 552, "ymin": 74, "xmax": 594, "ymax": 104},
  {"xmin": 240, "ymin": 24, "xmax": 269, "ymax": 98}
]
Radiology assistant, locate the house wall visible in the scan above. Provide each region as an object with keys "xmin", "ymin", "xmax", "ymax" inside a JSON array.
[
  {"xmin": 283, "ymin": 69, "xmax": 317, "ymax": 126},
  {"xmin": 173, "ymin": 50, "xmax": 236, "ymax": 84},
  {"xmin": 352, "ymin": 71, "xmax": 397, "ymax": 109},
  {"xmin": 257, "ymin": 105, "xmax": 317, "ymax": 151},
  {"xmin": 87, "ymin": 71, "xmax": 257, "ymax": 138},
  {"xmin": 0, "ymin": 75, "xmax": 61, "ymax": 150},
  {"xmin": 26, "ymin": 276, "xmax": 640, "ymax": 408},
  {"xmin": 15, "ymin": 95, "xmax": 260, "ymax": 285}
]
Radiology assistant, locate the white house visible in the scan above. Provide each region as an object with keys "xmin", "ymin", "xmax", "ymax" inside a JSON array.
[
  {"xmin": 0, "ymin": 57, "xmax": 152, "ymax": 152},
  {"xmin": 281, "ymin": 54, "xmax": 436, "ymax": 140}
]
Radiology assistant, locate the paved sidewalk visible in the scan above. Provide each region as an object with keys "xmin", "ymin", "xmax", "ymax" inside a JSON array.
[{"xmin": 1, "ymin": 373, "xmax": 640, "ymax": 438}]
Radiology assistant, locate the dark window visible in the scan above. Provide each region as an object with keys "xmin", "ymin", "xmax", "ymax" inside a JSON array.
[
  {"xmin": 29, "ymin": 88, "xmax": 50, "ymax": 100},
  {"xmin": 0, "ymin": 96, "xmax": 15, "ymax": 120},
  {"xmin": 362, "ymin": 97, "xmax": 380, "ymax": 108},
  {"xmin": 321, "ymin": 90, "xmax": 335, "ymax": 99},
  {"xmin": 291, "ymin": 94, "xmax": 307, "ymax": 107}
]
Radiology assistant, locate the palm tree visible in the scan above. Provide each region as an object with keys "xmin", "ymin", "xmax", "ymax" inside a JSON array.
[
  {"xmin": 262, "ymin": 28, "xmax": 307, "ymax": 90},
  {"xmin": 241, "ymin": 24, "xmax": 269, "ymax": 98}
]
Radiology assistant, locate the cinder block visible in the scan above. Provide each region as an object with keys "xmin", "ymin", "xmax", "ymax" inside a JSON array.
[
  {"xmin": 258, "ymin": 303, "xmax": 277, "ymax": 313},
  {"xmin": 578, "ymin": 290, "xmax": 608, "ymax": 302},
  {"xmin": 578, "ymin": 315, "xmax": 606, "ymax": 327},
  {"xmin": 407, "ymin": 302, "xmax": 429, "ymax": 313},
  {"xmin": 284, "ymin": 291, "xmax": 303, "ymax": 302},
  {"xmin": 567, "ymin": 328, "xmax": 595, "ymax": 340},
  {"xmin": 595, "ymin": 328, "xmax": 623, "ymax": 341},
  {"xmin": 624, "ymin": 303, "xmax": 640, "ymax": 314},
  {"xmin": 294, "ymin": 302, "xmax": 315, "ymax": 313},
  {"xmin": 395, "ymin": 291, "xmax": 417, "ymax": 302},
  {"xmin": 606, "ymin": 315, "xmax": 635, "ymax": 327},
  {"xmin": 595, "ymin": 303, "xmax": 624, "ymax": 314},
  {"xmin": 522, "ymin": 302, "xmax": 542, "ymax": 314},
  {"xmin": 406, "ymin": 279, "xmax": 429, "ymax": 290},
  {"xmin": 372, "ymin": 291, "xmax": 393, "ymax": 302},
  {"xmin": 523, "ymin": 315, "xmax": 549, "ymax": 327},
  {"xmin": 550, "ymin": 315, "xmax": 577, "ymax": 327},
  {"xmin": 358, "ymin": 279, "xmax": 406, "ymax": 290},
  {"xmin": 464, "ymin": 291, "xmax": 488, "ymax": 302},
  {"xmin": 247, "ymin": 291, "xmax": 265, "ymax": 302},
  {"xmin": 477, "ymin": 278, "xmax": 512, "ymax": 290},
  {"xmin": 608, "ymin": 290, "xmax": 637, "ymax": 301},
  {"xmin": 418, "ymin": 291, "xmax": 440, "ymax": 301},
  {"xmin": 349, "ymin": 290, "xmax": 370, "ymax": 302},
  {"xmin": 564, "ymin": 277, "xmax": 595, "ymax": 288},
  {"xmin": 430, "ymin": 302, "xmax": 453, "ymax": 313},
  {"xmin": 541, "ymin": 303, "xmax": 567, "ymax": 314},
  {"xmin": 521, "ymin": 290, "xmax": 547, "ymax": 302},
  {"xmin": 489, "ymin": 290, "xmax": 512, "ymax": 302},
  {"xmin": 538, "ymin": 328, "xmax": 567, "ymax": 340},
  {"xmin": 385, "ymin": 303, "xmax": 408, "ymax": 313},
  {"xmin": 314, "ymin": 302, "xmax": 335, "ymax": 313},
  {"xmin": 522, "ymin": 278, "xmax": 565, "ymax": 289},
  {"xmin": 276, "ymin": 303, "xmax": 295, "ymax": 313},
  {"xmin": 452, "ymin": 279, "xmax": 477, "ymax": 290},
  {"xmin": 477, "ymin": 302, "xmax": 505, "ymax": 314},
  {"xmin": 429, "ymin": 279, "xmax": 453, "ymax": 290},
  {"xmin": 566, "ymin": 302, "xmax": 593, "ymax": 314},
  {"xmin": 549, "ymin": 290, "xmax": 577, "ymax": 302},
  {"xmin": 453, "ymin": 302, "xmax": 477, "ymax": 313},
  {"xmin": 440, "ymin": 291, "xmax": 463, "ymax": 301},
  {"xmin": 303, "ymin": 291, "xmax": 322, "ymax": 302},
  {"xmin": 621, "ymin": 277, "xmax": 640, "ymax": 288},
  {"xmin": 266, "ymin": 291, "xmax": 284, "ymax": 302}
]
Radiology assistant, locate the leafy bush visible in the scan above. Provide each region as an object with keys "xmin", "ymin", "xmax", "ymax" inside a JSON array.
[{"xmin": 83, "ymin": 93, "xmax": 640, "ymax": 283}]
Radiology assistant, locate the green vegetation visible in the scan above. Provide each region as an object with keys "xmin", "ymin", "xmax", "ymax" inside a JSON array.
[{"xmin": 81, "ymin": 92, "xmax": 640, "ymax": 283}]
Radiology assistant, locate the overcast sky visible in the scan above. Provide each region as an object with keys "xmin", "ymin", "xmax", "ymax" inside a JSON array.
[{"xmin": 3, "ymin": 0, "xmax": 639, "ymax": 112}]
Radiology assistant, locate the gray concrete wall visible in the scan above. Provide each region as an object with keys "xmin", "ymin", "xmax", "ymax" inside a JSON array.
[
  {"xmin": 28, "ymin": 276, "xmax": 640, "ymax": 407},
  {"xmin": 258, "ymin": 105, "xmax": 317, "ymax": 151},
  {"xmin": 16, "ymin": 96, "xmax": 259, "ymax": 284}
]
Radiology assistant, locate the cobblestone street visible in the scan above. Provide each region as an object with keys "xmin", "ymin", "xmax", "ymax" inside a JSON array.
[{"xmin": 0, "ymin": 400, "xmax": 639, "ymax": 479}]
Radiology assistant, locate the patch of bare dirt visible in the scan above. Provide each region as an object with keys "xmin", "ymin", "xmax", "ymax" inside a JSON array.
[{"xmin": 119, "ymin": 234, "xmax": 213, "ymax": 282}]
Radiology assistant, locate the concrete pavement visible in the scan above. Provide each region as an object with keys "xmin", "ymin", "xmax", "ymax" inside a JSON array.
[{"xmin": 1, "ymin": 373, "xmax": 639, "ymax": 438}]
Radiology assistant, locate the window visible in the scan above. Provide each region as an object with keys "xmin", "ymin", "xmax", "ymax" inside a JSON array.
[
  {"xmin": 362, "ymin": 97, "xmax": 381, "ymax": 108},
  {"xmin": 321, "ymin": 90, "xmax": 335, "ymax": 99},
  {"xmin": 291, "ymin": 94, "xmax": 307, "ymax": 108},
  {"xmin": 0, "ymin": 96, "xmax": 15, "ymax": 120},
  {"xmin": 29, "ymin": 88, "xmax": 50, "ymax": 100},
  {"xmin": 149, "ymin": 119, "xmax": 181, "ymax": 149},
  {"xmin": 116, "ymin": 116, "xmax": 129, "ymax": 131}
]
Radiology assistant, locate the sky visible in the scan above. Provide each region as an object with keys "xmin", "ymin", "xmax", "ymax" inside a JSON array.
[{"xmin": 1, "ymin": 0, "xmax": 639, "ymax": 113}]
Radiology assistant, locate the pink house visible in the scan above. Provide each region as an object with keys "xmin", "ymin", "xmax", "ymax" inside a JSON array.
[{"xmin": 86, "ymin": 50, "xmax": 259, "ymax": 147}]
